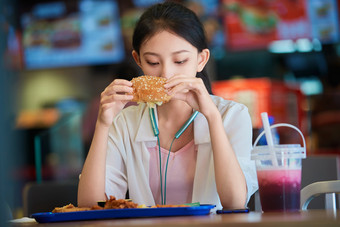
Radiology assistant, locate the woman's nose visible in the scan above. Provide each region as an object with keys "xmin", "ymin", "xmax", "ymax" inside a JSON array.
[{"xmin": 160, "ymin": 63, "xmax": 173, "ymax": 79}]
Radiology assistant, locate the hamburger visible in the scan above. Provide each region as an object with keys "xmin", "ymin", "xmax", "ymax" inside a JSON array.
[{"xmin": 131, "ymin": 75, "xmax": 172, "ymax": 106}]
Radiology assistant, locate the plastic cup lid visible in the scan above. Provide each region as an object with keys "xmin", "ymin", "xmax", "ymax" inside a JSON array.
[{"xmin": 251, "ymin": 144, "xmax": 306, "ymax": 160}]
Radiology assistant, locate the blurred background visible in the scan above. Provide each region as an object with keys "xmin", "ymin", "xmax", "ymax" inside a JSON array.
[{"xmin": 1, "ymin": 0, "xmax": 340, "ymax": 219}]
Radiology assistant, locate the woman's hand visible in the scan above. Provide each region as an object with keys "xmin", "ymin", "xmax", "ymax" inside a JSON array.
[
  {"xmin": 98, "ymin": 79, "xmax": 134, "ymax": 127},
  {"xmin": 164, "ymin": 75, "xmax": 217, "ymax": 118}
]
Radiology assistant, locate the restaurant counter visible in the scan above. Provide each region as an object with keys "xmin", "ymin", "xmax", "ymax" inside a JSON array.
[{"xmin": 10, "ymin": 210, "xmax": 340, "ymax": 227}]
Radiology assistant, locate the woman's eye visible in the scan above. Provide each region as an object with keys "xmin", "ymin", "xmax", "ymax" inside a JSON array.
[
  {"xmin": 175, "ymin": 59, "xmax": 187, "ymax": 64},
  {"xmin": 146, "ymin": 61, "xmax": 159, "ymax": 66}
]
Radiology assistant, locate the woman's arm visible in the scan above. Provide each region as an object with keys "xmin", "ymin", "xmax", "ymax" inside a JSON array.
[
  {"xmin": 77, "ymin": 122, "xmax": 110, "ymax": 207},
  {"xmin": 205, "ymin": 108, "xmax": 247, "ymax": 209},
  {"xmin": 77, "ymin": 79, "xmax": 133, "ymax": 207}
]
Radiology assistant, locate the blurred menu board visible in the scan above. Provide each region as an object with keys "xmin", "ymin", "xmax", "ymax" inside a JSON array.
[
  {"xmin": 223, "ymin": 0, "xmax": 339, "ymax": 51},
  {"xmin": 308, "ymin": 0, "xmax": 340, "ymax": 43},
  {"xmin": 21, "ymin": 0, "xmax": 125, "ymax": 69}
]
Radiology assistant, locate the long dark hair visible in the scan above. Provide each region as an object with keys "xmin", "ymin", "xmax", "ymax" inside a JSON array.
[{"xmin": 132, "ymin": 1, "xmax": 212, "ymax": 94}]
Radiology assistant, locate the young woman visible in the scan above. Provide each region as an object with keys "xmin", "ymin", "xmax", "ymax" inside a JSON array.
[{"xmin": 78, "ymin": 1, "xmax": 258, "ymax": 210}]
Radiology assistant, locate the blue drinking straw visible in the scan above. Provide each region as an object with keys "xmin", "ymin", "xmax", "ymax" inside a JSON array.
[{"xmin": 261, "ymin": 112, "xmax": 278, "ymax": 166}]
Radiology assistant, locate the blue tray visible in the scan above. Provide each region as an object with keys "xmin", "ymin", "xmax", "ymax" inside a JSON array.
[{"xmin": 31, "ymin": 205, "xmax": 216, "ymax": 223}]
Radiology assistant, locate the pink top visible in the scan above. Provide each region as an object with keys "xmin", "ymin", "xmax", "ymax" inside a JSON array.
[{"xmin": 148, "ymin": 140, "xmax": 197, "ymax": 205}]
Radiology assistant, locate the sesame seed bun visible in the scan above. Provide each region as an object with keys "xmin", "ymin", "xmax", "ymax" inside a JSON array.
[{"xmin": 131, "ymin": 75, "xmax": 172, "ymax": 105}]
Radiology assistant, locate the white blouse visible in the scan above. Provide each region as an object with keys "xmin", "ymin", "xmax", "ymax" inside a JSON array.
[{"xmin": 105, "ymin": 95, "xmax": 258, "ymax": 210}]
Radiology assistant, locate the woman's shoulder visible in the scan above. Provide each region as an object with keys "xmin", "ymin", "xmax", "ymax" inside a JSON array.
[
  {"xmin": 210, "ymin": 95, "xmax": 252, "ymax": 133},
  {"xmin": 210, "ymin": 95, "xmax": 248, "ymax": 113}
]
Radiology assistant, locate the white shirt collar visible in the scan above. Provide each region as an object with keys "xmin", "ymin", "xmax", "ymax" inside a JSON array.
[
  {"xmin": 134, "ymin": 104, "xmax": 157, "ymax": 143},
  {"xmin": 134, "ymin": 104, "xmax": 211, "ymax": 145}
]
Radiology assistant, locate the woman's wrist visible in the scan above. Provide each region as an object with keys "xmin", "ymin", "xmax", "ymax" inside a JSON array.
[
  {"xmin": 204, "ymin": 107, "xmax": 221, "ymax": 124},
  {"xmin": 95, "ymin": 119, "xmax": 112, "ymax": 130}
]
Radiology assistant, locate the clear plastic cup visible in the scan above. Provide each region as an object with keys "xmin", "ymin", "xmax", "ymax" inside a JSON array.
[{"xmin": 252, "ymin": 124, "xmax": 306, "ymax": 212}]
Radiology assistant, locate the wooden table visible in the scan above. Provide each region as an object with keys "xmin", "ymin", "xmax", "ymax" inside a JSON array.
[{"xmin": 10, "ymin": 210, "xmax": 340, "ymax": 227}]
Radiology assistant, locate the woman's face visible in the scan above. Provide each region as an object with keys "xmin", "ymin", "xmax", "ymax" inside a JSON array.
[{"xmin": 133, "ymin": 30, "xmax": 209, "ymax": 79}]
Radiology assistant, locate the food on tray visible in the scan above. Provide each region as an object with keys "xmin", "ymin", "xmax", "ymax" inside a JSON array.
[
  {"xmin": 104, "ymin": 196, "xmax": 138, "ymax": 209},
  {"xmin": 52, "ymin": 196, "xmax": 192, "ymax": 213},
  {"xmin": 52, "ymin": 204, "xmax": 92, "ymax": 213},
  {"xmin": 130, "ymin": 75, "xmax": 172, "ymax": 106},
  {"xmin": 52, "ymin": 196, "xmax": 137, "ymax": 213}
]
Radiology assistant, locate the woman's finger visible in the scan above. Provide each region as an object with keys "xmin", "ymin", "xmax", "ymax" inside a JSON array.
[
  {"xmin": 103, "ymin": 84, "xmax": 133, "ymax": 97},
  {"xmin": 110, "ymin": 79, "xmax": 133, "ymax": 86},
  {"xmin": 100, "ymin": 92, "xmax": 133, "ymax": 105},
  {"xmin": 168, "ymin": 78, "xmax": 204, "ymax": 96},
  {"xmin": 164, "ymin": 74, "xmax": 192, "ymax": 88}
]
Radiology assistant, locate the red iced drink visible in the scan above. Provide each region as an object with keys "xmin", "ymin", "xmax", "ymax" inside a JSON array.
[{"xmin": 257, "ymin": 168, "xmax": 301, "ymax": 212}]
